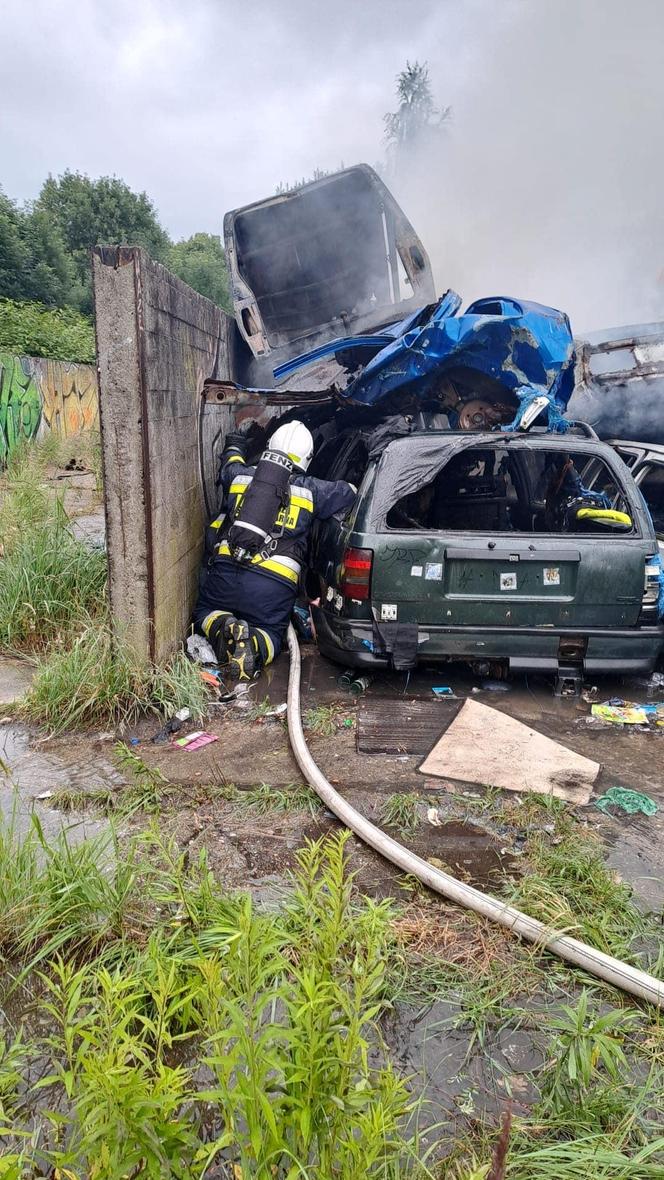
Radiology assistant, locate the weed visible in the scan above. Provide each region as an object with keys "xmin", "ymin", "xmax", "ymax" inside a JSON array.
[
  {"xmin": 239, "ymin": 779, "xmax": 323, "ymax": 816},
  {"xmin": 0, "ymin": 507, "xmax": 107, "ymax": 655},
  {"xmin": 381, "ymin": 791, "xmax": 419, "ymax": 834},
  {"xmin": 0, "ymin": 1031, "xmax": 28, "ymax": 1126},
  {"xmin": 113, "ymin": 741, "xmax": 170, "ymax": 812},
  {"xmin": 0, "ymin": 442, "xmax": 107, "ymax": 655},
  {"xmin": 0, "ymin": 813, "xmax": 147, "ymax": 972},
  {"xmin": 243, "ymin": 695, "xmax": 277, "ymax": 721},
  {"xmin": 20, "ymin": 624, "xmax": 208, "ymax": 734},
  {"xmin": 542, "ymin": 988, "xmax": 640, "ymax": 1111},
  {"xmin": 2, "ymin": 826, "xmax": 426, "ymax": 1178},
  {"xmin": 508, "ymin": 824, "xmax": 648, "ymax": 959},
  {"xmin": 303, "ymin": 703, "xmax": 347, "ymax": 736}
]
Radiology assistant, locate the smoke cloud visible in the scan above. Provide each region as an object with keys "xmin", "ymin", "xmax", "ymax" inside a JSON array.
[
  {"xmin": 388, "ymin": 0, "xmax": 664, "ymax": 333},
  {"xmin": 3, "ymin": 0, "xmax": 662, "ymax": 334}
]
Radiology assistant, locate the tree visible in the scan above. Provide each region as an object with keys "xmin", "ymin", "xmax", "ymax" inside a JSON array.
[
  {"xmin": 0, "ymin": 190, "xmax": 80, "ymax": 308},
  {"xmin": 35, "ymin": 171, "xmax": 172, "ymax": 312},
  {"xmin": 0, "ymin": 190, "xmax": 29, "ymax": 301},
  {"xmin": 168, "ymin": 232, "xmax": 232, "ymax": 312},
  {"xmin": 21, "ymin": 207, "xmax": 83, "ymax": 309},
  {"xmin": 384, "ymin": 61, "xmax": 450, "ymax": 169}
]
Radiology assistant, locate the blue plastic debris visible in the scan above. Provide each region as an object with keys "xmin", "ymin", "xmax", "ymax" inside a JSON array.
[
  {"xmin": 275, "ymin": 293, "xmax": 575, "ymax": 431},
  {"xmin": 432, "ymin": 686, "xmax": 454, "ymax": 696}
]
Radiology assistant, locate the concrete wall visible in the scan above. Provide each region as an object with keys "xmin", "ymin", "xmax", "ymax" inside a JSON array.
[
  {"xmin": 92, "ymin": 246, "xmax": 237, "ymax": 662},
  {"xmin": 0, "ymin": 352, "xmax": 98, "ymax": 466}
]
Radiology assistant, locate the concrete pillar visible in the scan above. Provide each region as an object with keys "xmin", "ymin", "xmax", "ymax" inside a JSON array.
[{"xmin": 92, "ymin": 246, "xmax": 236, "ymax": 662}]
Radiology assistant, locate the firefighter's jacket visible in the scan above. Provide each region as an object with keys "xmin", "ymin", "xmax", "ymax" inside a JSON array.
[{"xmin": 206, "ymin": 449, "xmax": 356, "ymax": 589}]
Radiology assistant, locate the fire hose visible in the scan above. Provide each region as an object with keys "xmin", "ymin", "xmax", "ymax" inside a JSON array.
[{"xmin": 285, "ymin": 624, "xmax": 664, "ymax": 1008}]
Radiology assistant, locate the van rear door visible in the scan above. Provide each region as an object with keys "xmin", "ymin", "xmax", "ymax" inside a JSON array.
[
  {"xmin": 224, "ymin": 165, "xmax": 434, "ymax": 361},
  {"xmin": 369, "ymin": 436, "xmax": 651, "ymax": 631}
]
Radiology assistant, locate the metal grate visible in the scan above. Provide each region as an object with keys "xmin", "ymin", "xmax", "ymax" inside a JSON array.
[{"xmin": 356, "ymin": 697, "xmax": 462, "ymax": 755}]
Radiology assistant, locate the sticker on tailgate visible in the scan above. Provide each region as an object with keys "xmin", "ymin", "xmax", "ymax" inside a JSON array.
[
  {"xmin": 543, "ymin": 567, "xmax": 561, "ymax": 586},
  {"xmin": 500, "ymin": 572, "xmax": 517, "ymax": 591}
]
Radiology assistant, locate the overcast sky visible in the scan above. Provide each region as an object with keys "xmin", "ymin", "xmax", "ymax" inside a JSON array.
[{"xmin": 3, "ymin": 0, "xmax": 663, "ymax": 330}]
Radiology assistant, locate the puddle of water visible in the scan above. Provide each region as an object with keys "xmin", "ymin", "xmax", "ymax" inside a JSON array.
[
  {"xmin": 379, "ymin": 818, "xmax": 516, "ymax": 891},
  {"xmin": 0, "ymin": 723, "xmax": 121, "ymax": 842},
  {"xmin": 0, "ymin": 657, "xmax": 34, "ymax": 706}
]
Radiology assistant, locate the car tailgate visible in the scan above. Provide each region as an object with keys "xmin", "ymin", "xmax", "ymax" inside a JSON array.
[{"xmin": 370, "ymin": 534, "xmax": 648, "ymax": 629}]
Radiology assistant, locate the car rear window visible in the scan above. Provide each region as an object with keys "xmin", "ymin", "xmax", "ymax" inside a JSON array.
[{"xmin": 381, "ymin": 443, "xmax": 634, "ymax": 536}]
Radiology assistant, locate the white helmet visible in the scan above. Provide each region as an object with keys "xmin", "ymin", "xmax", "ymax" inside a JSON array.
[{"xmin": 269, "ymin": 420, "xmax": 314, "ymax": 472}]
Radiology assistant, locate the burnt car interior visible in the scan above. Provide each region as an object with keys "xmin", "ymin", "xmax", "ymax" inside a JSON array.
[
  {"xmin": 385, "ymin": 446, "xmax": 632, "ymax": 534},
  {"xmin": 637, "ymin": 465, "xmax": 664, "ymax": 534},
  {"xmin": 232, "ymin": 171, "xmax": 415, "ymax": 347}
]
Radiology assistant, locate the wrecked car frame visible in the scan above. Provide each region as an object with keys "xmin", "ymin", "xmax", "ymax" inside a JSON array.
[{"xmin": 308, "ymin": 429, "xmax": 664, "ymax": 676}]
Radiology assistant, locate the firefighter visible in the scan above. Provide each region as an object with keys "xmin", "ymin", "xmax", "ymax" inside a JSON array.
[{"xmin": 194, "ymin": 420, "xmax": 356, "ymax": 680}]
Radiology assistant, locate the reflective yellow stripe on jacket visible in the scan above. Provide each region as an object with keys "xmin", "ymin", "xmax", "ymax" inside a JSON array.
[{"xmin": 215, "ymin": 541, "xmax": 301, "ymax": 585}]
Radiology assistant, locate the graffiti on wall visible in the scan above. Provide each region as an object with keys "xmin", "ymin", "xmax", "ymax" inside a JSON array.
[{"xmin": 0, "ymin": 353, "xmax": 99, "ymax": 466}]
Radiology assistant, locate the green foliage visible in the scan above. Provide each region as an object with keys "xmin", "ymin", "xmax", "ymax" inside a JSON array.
[
  {"xmin": 542, "ymin": 989, "xmax": 639, "ymax": 1111},
  {"xmin": 381, "ymin": 791, "xmax": 419, "ymax": 835},
  {"xmin": 2, "ymin": 173, "xmax": 233, "ymax": 324},
  {"xmin": 0, "ymin": 298, "xmax": 95, "ymax": 361},
  {"xmin": 1, "ymin": 826, "xmax": 419, "ymax": 1178},
  {"xmin": 0, "ymin": 189, "xmax": 81, "ymax": 309},
  {"xmin": 169, "ymin": 231, "xmax": 232, "ymax": 311},
  {"xmin": 239, "ymin": 780, "xmax": 323, "ymax": 816},
  {"xmin": 508, "ymin": 823, "xmax": 648, "ymax": 959},
  {"xmin": 36, "ymin": 170, "xmax": 172, "ymax": 312},
  {"xmin": 20, "ymin": 625, "xmax": 209, "ymax": 734},
  {"xmin": 0, "ymin": 450, "xmax": 107, "ymax": 653}
]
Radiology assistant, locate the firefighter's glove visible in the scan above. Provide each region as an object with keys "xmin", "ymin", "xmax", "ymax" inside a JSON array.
[{"xmin": 225, "ymin": 432, "xmax": 249, "ymax": 454}]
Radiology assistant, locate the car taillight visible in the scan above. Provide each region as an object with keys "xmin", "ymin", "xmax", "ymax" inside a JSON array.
[{"xmin": 340, "ymin": 547, "xmax": 373, "ymax": 600}]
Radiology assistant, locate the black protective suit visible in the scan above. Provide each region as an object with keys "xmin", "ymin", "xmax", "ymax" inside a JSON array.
[{"xmin": 194, "ymin": 438, "xmax": 356, "ymax": 667}]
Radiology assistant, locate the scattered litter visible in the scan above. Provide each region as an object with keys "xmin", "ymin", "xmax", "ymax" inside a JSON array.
[
  {"xmin": 592, "ymin": 703, "xmax": 649, "ymax": 725},
  {"xmin": 427, "ymin": 807, "xmax": 443, "ymax": 826},
  {"xmin": 582, "ymin": 686, "xmax": 599, "ymax": 703},
  {"xmin": 343, "ymin": 717, "xmax": 354, "ymax": 728},
  {"xmin": 199, "ymin": 669, "xmax": 222, "ymax": 690},
  {"xmin": 481, "ymin": 679, "xmax": 510, "ymax": 692},
  {"xmin": 595, "ymin": 787, "xmax": 658, "ymax": 816},
  {"xmin": 96, "ymin": 730, "xmax": 115, "ymax": 741},
  {"xmin": 186, "ymin": 633, "xmax": 218, "ymax": 665},
  {"xmin": 151, "ymin": 707, "xmax": 191, "ymax": 744},
  {"xmin": 265, "ymin": 702, "xmax": 288, "ymax": 718},
  {"xmin": 350, "ymin": 675, "xmax": 372, "ymax": 697},
  {"xmin": 129, "ymin": 737, "xmax": 140, "ymax": 746},
  {"xmin": 36, "ymin": 790, "xmax": 53, "ymax": 800},
  {"xmin": 432, "ymin": 686, "xmax": 454, "ymax": 697},
  {"xmin": 173, "ymin": 730, "xmax": 219, "ymax": 751},
  {"xmin": 292, "ymin": 604, "xmax": 314, "ymax": 641},
  {"xmin": 591, "ymin": 701, "xmax": 664, "ymax": 727},
  {"xmin": 471, "ymin": 687, "xmax": 481, "ymax": 695},
  {"xmin": 419, "ymin": 698, "xmax": 600, "ymax": 804}
]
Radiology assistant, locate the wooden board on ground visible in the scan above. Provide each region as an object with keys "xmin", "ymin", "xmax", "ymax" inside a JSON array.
[
  {"xmin": 418, "ymin": 698, "xmax": 600, "ymax": 804},
  {"xmin": 357, "ymin": 697, "xmax": 462, "ymax": 755}
]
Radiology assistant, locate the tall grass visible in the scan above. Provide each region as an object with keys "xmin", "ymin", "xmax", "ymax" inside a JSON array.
[
  {"xmin": 2, "ymin": 824, "xmax": 423, "ymax": 1178},
  {"xmin": 508, "ymin": 823, "xmax": 650, "ymax": 960},
  {"xmin": 2, "ymin": 439, "xmax": 209, "ymax": 731},
  {"xmin": 0, "ymin": 441, "xmax": 107, "ymax": 654},
  {"xmin": 19, "ymin": 624, "xmax": 208, "ymax": 733}
]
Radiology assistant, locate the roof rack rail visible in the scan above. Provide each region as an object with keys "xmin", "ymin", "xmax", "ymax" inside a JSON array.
[{"xmin": 567, "ymin": 421, "xmax": 599, "ymax": 439}]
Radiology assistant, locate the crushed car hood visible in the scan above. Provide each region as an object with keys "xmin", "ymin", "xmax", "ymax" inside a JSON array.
[{"xmin": 274, "ymin": 293, "xmax": 576, "ymax": 430}]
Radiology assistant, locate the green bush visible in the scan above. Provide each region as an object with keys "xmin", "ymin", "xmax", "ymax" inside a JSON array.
[{"xmin": 0, "ymin": 298, "xmax": 95, "ymax": 362}]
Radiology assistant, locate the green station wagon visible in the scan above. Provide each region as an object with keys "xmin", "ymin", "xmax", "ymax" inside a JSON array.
[{"xmin": 309, "ymin": 428, "xmax": 664, "ymax": 680}]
